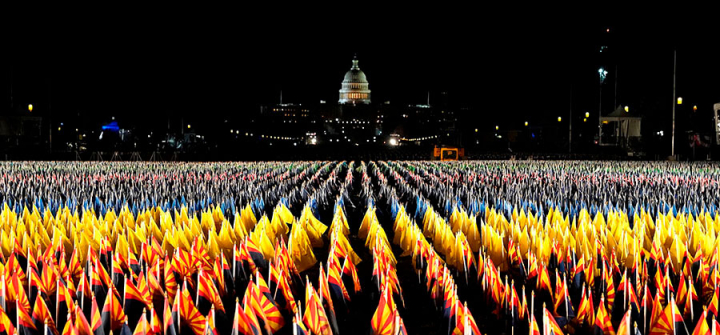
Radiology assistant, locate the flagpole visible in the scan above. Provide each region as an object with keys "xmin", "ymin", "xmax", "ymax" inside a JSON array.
[
  {"xmin": 0, "ymin": 275, "xmax": 4, "ymax": 312},
  {"xmin": 542, "ymin": 303, "xmax": 548, "ymax": 335},
  {"xmin": 56, "ymin": 278, "xmax": 60, "ymax": 324},
  {"xmin": 232, "ymin": 244, "xmax": 237, "ymax": 282},
  {"xmin": 27, "ymin": 247, "xmax": 31, "ymax": 303},
  {"xmin": 564, "ymin": 275, "xmax": 568, "ymax": 320},
  {"xmin": 644, "ymin": 284, "xmax": 648, "ymax": 333},
  {"xmin": 80, "ymin": 271, "xmax": 85, "ymax": 311},
  {"xmin": 531, "ymin": 290, "xmax": 535, "ymax": 326},
  {"xmin": 688, "ymin": 276, "xmax": 693, "ymax": 322},
  {"xmin": 672, "ymin": 296, "xmax": 676, "ymax": 335}
]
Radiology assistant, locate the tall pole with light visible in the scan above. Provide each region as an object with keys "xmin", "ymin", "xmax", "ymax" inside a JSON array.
[
  {"xmin": 598, "ymin": 67, "xmax": 608, "ymax": 143},
  {"xmin": 671, "ymin": 50, "xmax": 677, "ymax": 159},
  {"xmin": 568, "ymin": 84, "xmax": 572, "ymax": 153}
]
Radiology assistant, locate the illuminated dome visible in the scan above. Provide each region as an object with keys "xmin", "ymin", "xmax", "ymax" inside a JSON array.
[{"xmin": 339, "ymin": 56, "xmax": 371, "ymax": 105}]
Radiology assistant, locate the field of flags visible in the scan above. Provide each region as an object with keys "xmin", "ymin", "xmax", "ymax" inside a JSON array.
[{"xmin": 1, "ymin": 161, "xmax": 720, "ymax": 335}]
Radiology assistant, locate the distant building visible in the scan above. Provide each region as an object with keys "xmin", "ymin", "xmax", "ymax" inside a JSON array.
[{"xmin": 338, "ymin": 56, "xmax": 371, "ymax": 105}]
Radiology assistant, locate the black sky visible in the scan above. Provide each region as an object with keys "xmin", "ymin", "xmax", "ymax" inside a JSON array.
[{"xmin": 4, "ymin": 7, "xmax": 720, "ymax": 131}]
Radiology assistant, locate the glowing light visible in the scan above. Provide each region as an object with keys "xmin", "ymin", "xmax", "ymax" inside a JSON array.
[
  {"xmin": 58, "ymin": 127, "xmax": 61, "ymax": 131},
  {"xmin": 389, "ymin": 138, "xmax": 398, "ymax": 146},
  {"xmin": 624, "ymin": 106, "xmax": 629, "ymax": 112},
  {"xmin": 693, "ymin": 105, "xmax": 698, "ymax": 111},
  {"xmin": 583, "ymin": 118, "xmax": 587, "ymax": 122},
  {"xmin": 677, "ymin": 97, "xmax": 683, "ymax": 105},
  {"xmin": 495, "ymin": 125, "xmax": 499, "ymax": 130},
  {"xmin": 585, "ymin": 112, "xmax": 590, "ymax": 118},
  {"xmin": 524, "ymin": 121, "xmax": 528, "ymax": 126},
  {"xmin": 187, "ymin": 124, "xmax": 191, "ymax": 129},
  {"xmin": 557, "ymin": 117, "xmax": 562, "ymax": 122},
  {"xmin": 598, "ymin": 67, "xmax": 608, "ymax": 83},
  {"xmin": 475, "ymin": 128, "xmax": 478, "ymax": 132},
  {"xmin": 28, "ymin": 104, "xmax": 33, "ymax": 112}
]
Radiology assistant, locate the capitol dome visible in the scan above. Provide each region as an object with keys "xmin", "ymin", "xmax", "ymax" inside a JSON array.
[{"xmin": 339, "ymin": 56, "xmax": 371, "ymax": 105}]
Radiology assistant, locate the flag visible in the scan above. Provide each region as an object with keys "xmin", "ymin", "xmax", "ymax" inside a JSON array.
[
  {"xmin": 132, "ymin": 312, "xmax": 147, "ymax": 335},
  {"xmin": 318, "ymin": 267, "xmax": 339, "ymax": 334},
  {"xmin": 57, "ymin": 279, "xmax": 77, "ymax": 334},
  {"xmin": 90, "ymin": 296, "xmax": 105, "ymax": 335},
  {"xmin": 543, "ymin": 306, "xmax": 565, "ymax": 335},
  {"xmin": 176, "ymin": 282, "xmax": 206, "ymax": 335},
  {"xmin": 303, "ymin": 283, "xmax": 331, "ymax": 335},
  {"xmin": 292, "ymin": 317, "xmax": 308, "ymax": 335},
  {"xmin": 124, "ymin": 277, "xmax": 148, "ymax": 330},
  {"xmin": 648, "ymin": 298, "xmax": 683, "ymax": 335},
  {"xmin": 32, "ymin": 294, "xmax": 57, "ymax": 335},
  {"xmin": 616, "ymin": 310, "xmax": 631, "ymax": 335},
  {"xmin": 244, "ymin": 239, "xmax": 268, "ymax": 271},
  {"xmin": 327, "ymin": 262, "xmax": 351, "ymax": 302},
  {"xmin": 453, "ymin": 303, "xmax": 481, "ymax": 335},
  {"xmin": 74, "ymin": 306, "xmax": 94, "ymax": 335},
  {"xmin": 17, "ymin": 299, "xmax": 39, "ymax": 335},
  {"xmin": 593, "ymin": 296, "xmax": 615, "ymax": 335},
  {"xmin": 230, "ymin": 298, "xmax": 258, "ymax": 335},
  {"xmin": 577, "ymin": 285, "xmax": 594, "ymax": 325},
  {"xmin": 253, "ymin": 277, "xmax": 283, "ymax": 334},
  {"xmin": 101, "ymin": 285, "xmax": 126, "ymax": 335},
  {"xmin": 61, "ymin": 319, "xmax": 78, "ymax": 335},
  {"xmin": 163, "ymin": 295, "xmax": 177, "ymax": 335},
  {"xmin": 529, "ymin": 314, "xmax": 541, "ymax": 335},
  {"xmin": 0, "ymin": 305, "xmax": 15, "ymax": 335},
  {"xmin": 537, "ymin": 265, "xmax": 553, "ymax": 295},
  {"xmin": 76, "ymin": 271, "xmax": 92, "ymax": 318},
  {"xmin": 553, "ymin": 275, "xmax": 575, "ymax": 319},
  {"xmin": 371, "ymin": 285, "xmax": 396, "ymax": 335},
  {"xmin": 196, "ymin": 270, "xmax": 225, "ymax": 315},
  {"xmin": 341, "ymin": 258, "xmax": 361, "ymax": 294},
  {"xmin": 690, "ymin": 310, "xmax": 710, "ymax": 335}
]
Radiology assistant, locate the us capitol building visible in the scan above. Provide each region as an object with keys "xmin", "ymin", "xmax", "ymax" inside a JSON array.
[{"xmin": 338, "ymin": 56, "xmax": 371, "ymax": 105}]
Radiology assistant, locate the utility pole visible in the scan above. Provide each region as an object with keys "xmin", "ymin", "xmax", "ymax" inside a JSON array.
[{"xmin": 671, "ymin": 50, "xmax": 677, "ymax": 159}]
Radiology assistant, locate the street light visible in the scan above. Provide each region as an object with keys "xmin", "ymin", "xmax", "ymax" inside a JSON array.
[
  {"xmin": 677, "ymin": 97, "xmax": 683, "ymax": 105},
  {"xmin": 624, "ymin": 106, "xmax": 629, "ymax": 112},
  {"xmin": 495, "ymin": 125, "xmax": 499, "ymax": 130},
  {"xmin": 585, "ymin": 112, "xmax": 590, "ymax": 118},
  {"xmin": 28, "ymin": 104, "xmax": 33, "ymax": 112},
  {"xmin": 187, "ymin": 124, "xmax": 192, "ymax": 129},
  {"xmin": 524, "ymin": 121, "xmax": 528, "ymax": 126},
  {"xmin": 598, "ymin": 68, "xmax": 608, "ymax": 83},
  {"xmin": 557, "ymin": 116, "xmax": 562, "ymax": 122}
]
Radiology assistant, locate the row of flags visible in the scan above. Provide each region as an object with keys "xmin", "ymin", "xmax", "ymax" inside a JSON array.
[
  {"xmin": 367, "ymin": 161, "xmax": 481, "ymax": 335},
  {"xmin": 0, "ymin": 160, "xmax": 423, "ymax": 335},
  {"xmin": 381, "ymin": 160, "xmax": 720, "ymax": 335}
]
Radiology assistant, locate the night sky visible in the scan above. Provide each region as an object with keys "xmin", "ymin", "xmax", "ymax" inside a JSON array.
[{"xmin": 4, "ymin": 9, "xmax": 720, "ymax": 134}]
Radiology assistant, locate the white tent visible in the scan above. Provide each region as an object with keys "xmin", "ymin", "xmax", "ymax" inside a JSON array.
[{"xmin": 599, "ymin": 106, "xmax": 642, "ymax": 147}]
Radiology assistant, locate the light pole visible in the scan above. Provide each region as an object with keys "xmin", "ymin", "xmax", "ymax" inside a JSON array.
[
  {"xmin": 598, "ymin": 67, "xmax": 608, "ymax": 144},
  {"xmin": 671, "ymin": 50, "xmax": 677, "ymax": 159},
  {"xmin": 569, "ymin": 84, "xmax": 572, "ymax": 153}
]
